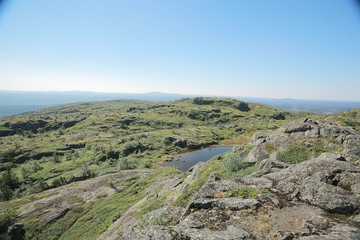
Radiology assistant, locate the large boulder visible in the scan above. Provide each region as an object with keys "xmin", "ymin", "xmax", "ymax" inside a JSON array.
[
  {"xmin": 283, "ymin": 118, "xmax": 313, "ymax": 134},
  {"xmin": 343, "ymin": 135, "xmax": 360, "ymax": 161},
  {"xmin": 243, "ymin": 153, "xmax": 360, "ymax": 214},
  {"xmin": 244, "ymin": 143, "xmax": 269, "ymax": 163}
]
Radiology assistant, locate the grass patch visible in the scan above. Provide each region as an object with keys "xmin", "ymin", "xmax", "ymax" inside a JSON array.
[
  {"xmin": 35, "ymin": 205, "xmax": 92, "ymax": 240},
  {"xmin": 229, "ymin": 165, "xmax": 259, "ymax": 178},
  {"xmin": 277, "ymin": 144, "xmax": 310, "ymax": 164},
  {"xmin": 309, "ymin": 141, "xmax": 330, "ymax": 157},
  {"xmin": 341, "ymin": 120, "xmax": 360, "ymax": 128},
  {"xmin": 231, "ymin": 187, "xmax": 259, "ymax": 199},
  {"xmin": 230, "ymin": 187, "xmax": 270, "ymax": 200}
]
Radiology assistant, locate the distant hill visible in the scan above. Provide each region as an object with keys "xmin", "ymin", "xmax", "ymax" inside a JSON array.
[
  {"xmin": 238, "ymin": 97, "xmax": 360, "ymax": 115},
  {"xmin": 0, "ymin": 90, "xmax": 195, "ymax": 117},
  {"xmin": 1, "ymin": 90, "xmax": 360, "ymax": 117}
]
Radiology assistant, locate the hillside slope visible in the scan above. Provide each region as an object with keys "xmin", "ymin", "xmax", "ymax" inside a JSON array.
[{"xmin": 4, "ymin": 98, "xmax": 359, "ymax": 239}]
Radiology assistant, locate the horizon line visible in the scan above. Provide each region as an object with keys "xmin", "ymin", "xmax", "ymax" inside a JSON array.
[{"xmin": 0, "ymin": 89, "xmax": 360, "ymax": 102}]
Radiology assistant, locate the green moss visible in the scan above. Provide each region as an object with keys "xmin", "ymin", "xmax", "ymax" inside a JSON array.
[
  {"xmin": 231, "ymin": 187, "xmax": 259, "ymax": 199},
  {"xmin": 265, "ymin": 143, "xmax": 277, "ymax": 154},
  {"xmin": 66, "ymin": 195, "xmax": 83, "ymax": 204},
  {"xmin": 350, "ymin": 159, "xmax": 358, "ymax": 165}
]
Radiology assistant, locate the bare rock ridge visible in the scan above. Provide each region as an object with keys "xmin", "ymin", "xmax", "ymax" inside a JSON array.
[
  {"xmin": 106, "ymin": 118, "xmax": 360, "ymax": 239},
  {"xmin": 19, "ymin": 170, "xmax": 153, "ymax": 227},
  {"xmin": 192, "ymin": 97, "xmax": 251, "ymax": 112}
]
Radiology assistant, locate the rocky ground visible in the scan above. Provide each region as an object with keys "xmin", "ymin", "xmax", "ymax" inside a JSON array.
[
  {"xmin": 102, "ymin": 118, "xmax": 360, "ymax": 239},
  {"xmin": 3, "ymin": 117, "xmax": 360, "ymax": 239}
]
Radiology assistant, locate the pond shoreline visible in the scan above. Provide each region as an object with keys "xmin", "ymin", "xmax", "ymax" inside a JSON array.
[{"xmin": 160, "ymin": 146, "xmax": 232, "ymax": 172}]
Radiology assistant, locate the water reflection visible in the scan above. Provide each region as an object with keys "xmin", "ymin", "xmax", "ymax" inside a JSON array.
[{"xmin": 161, "ymin": 146, "xmax": 231, "ymax": 172}]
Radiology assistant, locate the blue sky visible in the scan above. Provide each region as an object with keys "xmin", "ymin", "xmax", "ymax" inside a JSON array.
[{"xmin": 0, "ymin": 0, "xmax": 359, "ymax": 100}]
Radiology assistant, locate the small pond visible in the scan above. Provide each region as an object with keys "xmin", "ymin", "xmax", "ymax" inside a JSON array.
[{"xmin": 161, "ymin": 146, "xmax": 232, "ymax": 172}]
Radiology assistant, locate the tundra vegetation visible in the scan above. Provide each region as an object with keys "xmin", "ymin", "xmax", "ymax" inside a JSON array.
[{"xmin": 0, "ymin": 97, "xmax": 359, "ymax": 239}]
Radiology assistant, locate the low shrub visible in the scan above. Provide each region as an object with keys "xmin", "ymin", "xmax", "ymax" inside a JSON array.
[
  {"xmin": 122, "ymin": 140, "xmax": 143, "ymax": 156},
  {"xmin": 221, "ymin": 151, "xmax": 250, "ymax": 173},
  {"xmin": 51, "ymin": 176, "xmax": 67, "ymax": 188},
  {"xmin": 20, "ymin": 160, "xmax": 43, "ymax": 179},
  {"xmin": 117, "ymin": 156, "xmax": 139, "ymax": 170},
  {"xmin": 220, "ymin": 151, "xmax": 256, "ymax": 178}
]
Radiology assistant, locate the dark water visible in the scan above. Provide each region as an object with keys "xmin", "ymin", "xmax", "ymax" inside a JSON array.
[{"xmin": 161, "ymin": 146, "xmax": 231, "ymax": 172}]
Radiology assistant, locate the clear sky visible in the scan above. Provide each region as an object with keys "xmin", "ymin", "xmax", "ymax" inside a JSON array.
[{"xmin": 0, "ymin": 0, "xmax": 359, "ymax": 100}]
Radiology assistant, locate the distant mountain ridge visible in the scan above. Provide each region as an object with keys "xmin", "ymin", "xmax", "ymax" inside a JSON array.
[{"xmin": 1, "ymin": 90, "xmax": 360, "ymax": 117}]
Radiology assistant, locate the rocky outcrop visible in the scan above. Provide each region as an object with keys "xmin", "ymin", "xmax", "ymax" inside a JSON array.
[
  {"xmin": 233, "ymin": 102, "xmax": 251, "ymax": 112},
  {"xmin": 114, "ymin": 153, "xmax": 360, "ymax": 239},
  {"xmin": 107, "ymin": 119, "xmax": 360, "ymax": 239},
  {"xmin": 0, "ymin": 128, "xmax": 13, "ymax": 137},
  {"xmin": 17, "ymin": 170, "xmax": 153, "ymax": 227},
  {"xmin": 243, "ymin": 153, "xmax": 360, "ymax": 214},
  {"xmin": 164, "ymin": 136, "xmax": 215, "ymax": 150},
  {"xmin": 190, "ymin": 197, "xmax": 260, "ymax": 211},
  {"xmin": 192, "ymin": 97, "xmax": 216, "ymax": 105},
  {"xmin": 248, "ymin": 118, "xmax": 360, "ymax": 163},
  {"xmin": 2, "ymin": 118, "xmax": 86, "ymax": 135},
  {"xmin": 57, "ymin": 142, "xmax": 86, "ymax": 151},
  {"xmin": 192, "ymin": 97, "xmax": 251, "ymax": 112},
  {"xmin": 272, "ymin": 112, "xmax": 286, "ymax": 120},
  {"xmin": 153, "ymin": 153, "xmax": 359, "ymax": 239}
]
